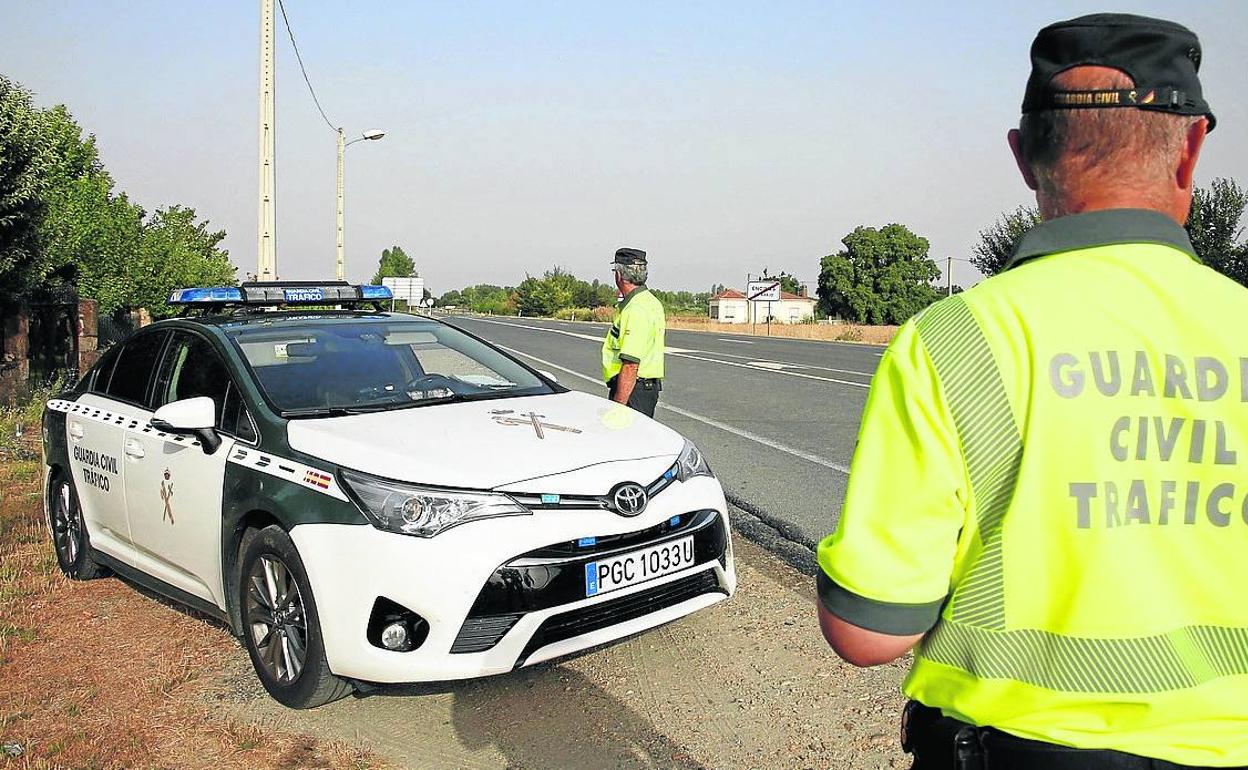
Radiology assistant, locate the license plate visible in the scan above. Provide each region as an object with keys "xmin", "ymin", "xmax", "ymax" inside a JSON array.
[{"xmin": 584, "ymin": 536, "xmax": 695, "ymax": 597}]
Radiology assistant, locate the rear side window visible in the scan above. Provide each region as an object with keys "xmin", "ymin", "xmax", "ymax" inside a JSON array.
[
  {"xmin": 105, "ymin": 331, "xmax": 168, "ymax": 406},
  {"xmin": 87, "ymin": 347, "xmax": 122, "ymax": 395}
]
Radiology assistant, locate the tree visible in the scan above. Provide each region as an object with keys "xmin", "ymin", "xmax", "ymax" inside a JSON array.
[
  {"xmin": 371, "ymin": 245, "xmax": 417, "ymax": 284},
  {"xmin": 970, "ymin": 205, "xmax": 1042, "ymax": 278},
  {"xmin": 816, "ymin": 224, "xmax": 942, "ymax": 324},
  {"xmin": 2, "ymin": 77, "xmax": 235, "ymax": 314},
  {"xmin": 136, "ymin": 206, "xmax": 235, "ymax": 317},
  {"xmin": 0, "ymin": 76, "xmax": 52, "ymax": 299},
  {"xmin": 1187, "ymin": 177, "xmax": 1248, "ymax": 287},
  {"xmin": 516, "ymin": 268, "xmax": 579, "ymax": 317}
]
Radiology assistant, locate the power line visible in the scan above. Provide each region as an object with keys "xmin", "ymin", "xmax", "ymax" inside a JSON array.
[{"xmin": 276, "ymin": 0, "xmax": 337, "ymax": 132}]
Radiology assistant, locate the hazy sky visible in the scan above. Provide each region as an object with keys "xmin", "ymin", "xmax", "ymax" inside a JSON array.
[{"xmin": 3, "ymin": 1, "xmax": 1245, "ymax": 295}]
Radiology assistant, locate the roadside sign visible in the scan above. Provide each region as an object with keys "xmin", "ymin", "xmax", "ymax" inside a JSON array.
[
  {"xmin": 747, "ymin": 280, "xmax": 781, "ymax": 302},
  {"xmin": 382, "ymin": 276, "xmax": 426, "ymax": 304}
]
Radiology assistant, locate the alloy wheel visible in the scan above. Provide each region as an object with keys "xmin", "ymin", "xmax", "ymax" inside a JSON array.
[
  {"xmin": 244, "ymin": 555, "xmax": 308, "ymax": 683},
  {"xmin": 51, "ymin": 481, "xmax": 81, "ymax": 566}
]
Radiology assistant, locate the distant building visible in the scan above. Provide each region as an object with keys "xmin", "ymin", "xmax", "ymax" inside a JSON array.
[{"xmin": 708, "ymin": 288, "xmax": 817, "ymax": 324}]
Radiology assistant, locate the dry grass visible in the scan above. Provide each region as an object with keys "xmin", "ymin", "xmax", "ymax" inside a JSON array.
[
  {"xmin": 0, "ymin": 439, "xmax": 383, "ymax": 770},
  {"xmin": 666, "ymin": 316, "xmax": 897, "ymax": 345}
]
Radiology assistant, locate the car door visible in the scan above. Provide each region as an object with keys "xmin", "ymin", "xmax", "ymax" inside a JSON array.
[
  {"xmin": 67, "ymin": 330, "xmax": 169, "ymax": 556},
  {"xmin": 121, "ymin": 329, "xmax": 246, "ymax": 608}
]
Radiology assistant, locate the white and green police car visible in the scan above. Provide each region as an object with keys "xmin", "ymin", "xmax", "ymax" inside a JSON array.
[{"xmin": 41, "ymin": 282, "xmax": 735, "ymax": 708}]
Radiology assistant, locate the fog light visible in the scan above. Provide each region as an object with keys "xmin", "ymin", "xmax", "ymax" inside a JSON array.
[{"xmin": 381, "ymin": 622, "xmax": 409, "ymax": 651}]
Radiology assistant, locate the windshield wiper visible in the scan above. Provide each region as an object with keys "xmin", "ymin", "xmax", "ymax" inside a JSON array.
[{"xmin": 282, "ymin": 403, "xmax": 400, "ymax": 418}]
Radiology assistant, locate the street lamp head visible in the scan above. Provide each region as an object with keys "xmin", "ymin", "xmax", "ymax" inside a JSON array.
[{"xmin": 362, "ymin": 129, "xmax": 386, "ymax": 140}]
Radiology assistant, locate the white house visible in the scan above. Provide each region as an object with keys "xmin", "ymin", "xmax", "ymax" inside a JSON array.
[{"xmin": 708, "ymin": 288, "xmax": 817, "ymax": 324}]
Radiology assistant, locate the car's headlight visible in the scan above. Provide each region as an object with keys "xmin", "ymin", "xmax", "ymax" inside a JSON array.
[
  {"xmin": 340, "ymin": 469, "xmax": 530, "ymax": 538},
  {"xmin": 676, "ymin": 440, "xmax": 713, "ymax": 481}
]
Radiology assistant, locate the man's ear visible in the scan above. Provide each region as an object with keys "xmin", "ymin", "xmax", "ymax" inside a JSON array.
[
  {"xmin": 1008, "ymin": 128, "xmax": 1039, "ymax": 191},
  {"xmin": 1175, "ymin": 117, "xmax": 1208, "ymax": 191}
]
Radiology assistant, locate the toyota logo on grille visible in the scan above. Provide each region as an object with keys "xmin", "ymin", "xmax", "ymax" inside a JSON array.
[{"xmin": 611, "ymin": 483, "xmax": 648, "ymax": 517}]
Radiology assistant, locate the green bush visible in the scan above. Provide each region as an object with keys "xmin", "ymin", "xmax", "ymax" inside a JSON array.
[{"xmin": 554, "ymin": 307, "xmax": 593, "ymax": 321}]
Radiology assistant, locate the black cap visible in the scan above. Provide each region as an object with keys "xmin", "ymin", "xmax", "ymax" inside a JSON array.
[
  {"xmin": 612, "ymin": 247, "xmax": 647, "ymax": 266},
  {"xmin": 1022, "ymin": 13, "xmax": 1215, "ymax": 131}
]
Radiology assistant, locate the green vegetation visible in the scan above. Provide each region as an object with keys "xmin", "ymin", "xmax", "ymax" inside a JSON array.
[
  {"xmin": 970, "ymin": 205, "xmax": 1042, "ymax": 278},
  {"xmin": 973, "ymin": 178, "xmax": 1248, "ymax": 286},
  {"xmin": 1187, "ymin": 178, "xmax": 1248, "ymax": 287},
  {"xmin": 438, "ymin": 267, "xmax": 712, "ymax": 318},
  {"xmin": 816, "ymin": 224, "xmax": 942, "ymax": 324},
  {"xmin": 0, "ymin": 75, "xmax": 234, "ymax": 316},
  {"xmin": 370, "ymin": 245, "xmax": 417, "ymax": 284}
]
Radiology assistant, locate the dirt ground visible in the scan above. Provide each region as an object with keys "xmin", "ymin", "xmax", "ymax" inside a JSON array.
[{"xmin": 1, "ymin": 452, "xmax": 911, "ymax": 770}]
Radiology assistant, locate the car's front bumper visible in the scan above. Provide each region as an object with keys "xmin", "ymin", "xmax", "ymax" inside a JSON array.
[{"xmin": 291, "ymin": 476, "xmax": 735, "ymax": 683}]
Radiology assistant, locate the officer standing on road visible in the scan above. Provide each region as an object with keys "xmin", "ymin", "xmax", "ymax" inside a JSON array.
[
  {"xmin": 815, "ymin": 14, "xmax": 1248, "ymax": 769},
  {"xmin": 601, "ymin": 248, "xmax": 665, "ymax": 417}
]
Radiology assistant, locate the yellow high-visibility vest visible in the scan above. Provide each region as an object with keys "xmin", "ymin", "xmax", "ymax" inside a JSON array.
[{"xmin": 818, "ymin": 209, "xmax": 1248, "ymax": 766}]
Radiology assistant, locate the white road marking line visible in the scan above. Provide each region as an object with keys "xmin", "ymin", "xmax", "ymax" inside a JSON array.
[
  {"xmin": 667, "ymin": 351, "xmax": 868, "ymax": 389},
  {"xmin": 495, "ymin": 345, "xmax": 851, "ymax": 475},
  {"xmin": 718, "ymin": 338, "xmax": 754, "ymax": 344},
  {"xmin": 664, "ymin": 346, "xmax": 874, "ymax": 377},
  {"xmin": 464, "ymin": 316, "xmax": 693, "ymax": 353},
  {"xmin": 466, "ymin": 317, "xmax": 870, "ymax": 386}
]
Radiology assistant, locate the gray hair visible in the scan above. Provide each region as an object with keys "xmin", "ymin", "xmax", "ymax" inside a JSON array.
[
  {"xmin": 1019, "ymin": 67, "xmax": 1196, "ymax": 209},
  {"xmin": 615, "ymin": 262, "xmax": 648, "ymax": 286}
]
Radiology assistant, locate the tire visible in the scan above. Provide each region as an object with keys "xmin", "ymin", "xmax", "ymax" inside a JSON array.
[
  {"xmin": 48, "ymin": 472, "xmax": 108, "ymax": 580},
  {"xmin": 238, "ymin": 525, "xmax": 352, "ymax": 709}
]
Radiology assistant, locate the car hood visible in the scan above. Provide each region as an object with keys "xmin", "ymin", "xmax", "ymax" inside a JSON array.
[{"xmin": 286, "ymin": 391, "xmax": 685, "ymax": 490}]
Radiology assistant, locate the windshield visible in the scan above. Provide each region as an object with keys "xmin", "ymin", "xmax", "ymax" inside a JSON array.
[{"xmin": 225, "ymin": 317, "xmax": 555, "ymax": 414}]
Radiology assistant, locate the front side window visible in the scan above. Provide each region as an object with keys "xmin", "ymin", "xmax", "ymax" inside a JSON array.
[
  {"xmin": 155, "ymin": 331, "xmax": 255, "ymax": 441},
  {"xmin": 104, "ymin": 331, "xmax": 169, "ymax": 406},
  {"xmin": 226, "ymin": 318, "xmax": 555, "ymax": 414}
]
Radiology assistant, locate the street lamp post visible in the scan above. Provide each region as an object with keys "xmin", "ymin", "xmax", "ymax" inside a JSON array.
[{"xmin": 336, "ymin": 127, "xmax": 386, "ymax": 281}]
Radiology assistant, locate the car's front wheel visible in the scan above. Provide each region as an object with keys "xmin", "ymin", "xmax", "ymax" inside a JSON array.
[
  {"xmin": 238, "ymin": 525, "xmax": 352, "ymax": 709},
  {"xmin": 48, "ymin": 472, "xmax": 108, "ymax": 580}
]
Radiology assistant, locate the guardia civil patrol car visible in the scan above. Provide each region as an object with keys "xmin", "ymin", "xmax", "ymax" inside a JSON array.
[{"xmin": 42, "ymin": 282, "xmax": 735, "ymax": 708}]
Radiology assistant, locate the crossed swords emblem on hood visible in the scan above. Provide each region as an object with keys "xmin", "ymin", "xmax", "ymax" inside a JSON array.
[{"xmin": 489, "ymin": 410, "xmax": 582, "ymax": 439}]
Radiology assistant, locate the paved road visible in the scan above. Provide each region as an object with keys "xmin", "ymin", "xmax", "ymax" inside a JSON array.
[{"xmin": 442, "ymin": 314, "xmax": 884, "ymax": 551}]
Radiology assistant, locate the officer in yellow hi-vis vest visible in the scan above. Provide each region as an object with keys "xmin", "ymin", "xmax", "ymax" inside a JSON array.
[
  {"xmin": 816, "ymin": 14, "xmax": 1248, "ymax": 769},
  {"xmin": 601, "ymin": 248, "xmax": 665, "ymax": 417}
]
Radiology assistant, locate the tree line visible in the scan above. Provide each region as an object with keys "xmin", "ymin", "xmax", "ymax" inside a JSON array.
[
  {"xmin": 438, "ymin": 269, "xmax": 715, "ymax": 319},
  {"xmin": 0, "ymin": 75, "xmax": 235, "ymax": 317}
]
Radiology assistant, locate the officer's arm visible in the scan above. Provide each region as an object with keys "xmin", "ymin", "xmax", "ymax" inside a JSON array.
[
  {"xmin": 817, "ymin": 603, "xmax": 925, "ymax": 667},
  {"xmin": 613, "ymin": 361, "xmax": 639, "ymax": 404}
]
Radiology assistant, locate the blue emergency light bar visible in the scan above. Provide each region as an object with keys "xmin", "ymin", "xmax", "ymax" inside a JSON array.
[{"xmin": 168, "ymin": 281, "xmax": 393, "ymax": 307}]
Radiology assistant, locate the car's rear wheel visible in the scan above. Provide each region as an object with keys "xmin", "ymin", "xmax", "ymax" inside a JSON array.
[
  {"xmin": 48, "ymin": 472, "xmax": 107, "ymax": 580},
  {"xmin": 238, "ymin": 525, "xmax": 352, "ymax": 709}
]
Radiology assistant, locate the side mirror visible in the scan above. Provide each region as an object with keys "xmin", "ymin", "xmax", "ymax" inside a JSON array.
[
  {"xmin": 538, "ymin": 370, "xmax": 559, "ymax": 384},
  {"xmin": 151, "ymin": 396, "xmax": 221, "ymax": 455}
]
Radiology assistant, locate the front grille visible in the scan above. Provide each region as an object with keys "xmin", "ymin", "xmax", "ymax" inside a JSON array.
[
  {"xmin": 449, "ymin": 613, "xmax": 523, "ymax": 654},
  {"xmin": 516, "ymin": 569, "xmax": 724, "ymax": 666}
]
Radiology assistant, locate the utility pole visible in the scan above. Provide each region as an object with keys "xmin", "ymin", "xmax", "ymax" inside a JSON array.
[
  {"xmin": 947, "ymin": 255, "xmax": 953, "ymax": 297},
  {"xmin": 336, "ymin": 128, "xmax": 345, "ymax": 281},
  {"xmin": 256, "ymin": 0, "xmax": 277, "ymax": 281}
]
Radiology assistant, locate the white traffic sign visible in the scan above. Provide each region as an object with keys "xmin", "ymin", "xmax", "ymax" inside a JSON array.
[
  {"xmin": 747, "ymin": 280, "xmax": 781, "ymax": 302},
  {"xmin": 382, "ymin": 276, "xmax": 426, "ymax": 304}
]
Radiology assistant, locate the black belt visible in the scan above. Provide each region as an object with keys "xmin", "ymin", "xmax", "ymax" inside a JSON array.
[{"xmin": 903, "ymin": 702, "xmax": 1247, "ymax": 770}]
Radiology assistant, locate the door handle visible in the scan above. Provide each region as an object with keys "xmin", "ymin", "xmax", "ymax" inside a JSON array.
[
  {"xmin": 69, "ymin": 422, "xmax": 84, "ymax": 441},
  {"xmin": 124, "ymin": 439, "xmax": 145, "ymax": 459}
]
